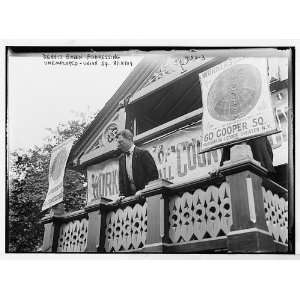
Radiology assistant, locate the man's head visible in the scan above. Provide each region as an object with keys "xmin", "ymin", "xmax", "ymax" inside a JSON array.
[{"xmin": 117, "ymin": 129, "xmax": 134, "ymax": 152}]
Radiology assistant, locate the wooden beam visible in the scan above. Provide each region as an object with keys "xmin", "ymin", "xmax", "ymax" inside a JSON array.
[{"xmin": 134, "ymin": 108, "xmax": 203, "ymax": 145}]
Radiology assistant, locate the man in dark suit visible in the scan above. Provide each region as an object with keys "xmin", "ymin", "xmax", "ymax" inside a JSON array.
[{"xmin": 116, "ymin": 129, "xmax": 158, "ymax": 200}]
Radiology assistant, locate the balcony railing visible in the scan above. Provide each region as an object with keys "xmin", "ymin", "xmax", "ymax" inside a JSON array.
[
  {"xmin": 262, "ymin": 178, "xmax": 288, "ymax": 246},
  {"xmin": 104, "ymin": 198, "xmax": 147, "ymax": 252},
  {"xmin": 56, "ymin": 210, "xmax": 88, "ymax": 252},
  {"xmin": 168, "ymin": 181, "xmax": 232, "ymax": 249},
  {"xmin": 41, "ymin": 156, "xmax": 290, "ymax": 253}
]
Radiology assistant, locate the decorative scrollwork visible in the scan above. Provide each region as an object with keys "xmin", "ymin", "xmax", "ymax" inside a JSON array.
[
  {"xmin": 105, "ymin": 203, "xmax": 147, "ymax": 252},
  {"xmin": 88, "ymin": 134, "xmax": 104, "ymax": 152},
  {"xmin": 262, "ymin": 187, "xmax": 288, "ymax": 245},
  {"xmin": 104, "ymin": 123, "xmax": 118, "ymax": 143},
  {"xmin": 168, "ymin": 182, "xmax": 232, "ymax": 243},
  {"xmin": 144, "ymin": 54, "xmax": 210, "ymax": 88},
  {"xmin": 57, "ymin": 218, "xmax": 88, "ymax": 252}
]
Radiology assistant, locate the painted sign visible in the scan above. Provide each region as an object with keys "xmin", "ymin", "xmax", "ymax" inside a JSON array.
[
  {"xmin": 42, "ymin": 137, "xmax": 75, "ymax": 211},
  {"xmin": 142, "ymin": 124, "xmax": 222, "ymax": 184},
  {"xmin": 87, "ymin": 159, "xmax": 119, "ymax": 202},
  {"xmin": 199, "ymin": 57, "xmax": 278, "ymax": 152}
]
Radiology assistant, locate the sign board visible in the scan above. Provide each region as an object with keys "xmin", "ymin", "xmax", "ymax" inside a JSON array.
[
  {"xmin": 87, "ymin": 159, "xmax": 119, "ymax": 203},
  {"xmin": 142, "ymin": 124, "xmax": 222, "ymax": 184},
  {"xmin": 199, "ymin": 57, "xmax": 278, "ymax": 152},
  {"xmin": 42, "ymin": 137, "xmax": 75, "ymax": 211}
]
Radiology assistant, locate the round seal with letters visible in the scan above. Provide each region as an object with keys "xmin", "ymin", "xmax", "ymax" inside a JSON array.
[
  {"xmin": 207, "ymin": 64, "xmax": 262, "ymax": 121},
  {"xmin": 104, "ymin": 123, "xmax": 118, "ymax": 143},
  {"xmin": 50, "ymin": 148, "xmax": 68, "ymax": 181}
]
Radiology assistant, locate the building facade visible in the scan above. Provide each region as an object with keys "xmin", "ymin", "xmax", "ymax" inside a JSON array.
[{"xmin": 41, "ymin": 51, "xmax": 292, "ymax": 253}]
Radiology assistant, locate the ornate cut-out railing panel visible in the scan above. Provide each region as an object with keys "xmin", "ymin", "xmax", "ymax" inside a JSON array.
[
  {"xmin": 169, "ymin": 182, "xmax": 232, "ymax": 244},
  {"xmin": 262, "ymin": 187, "xmax": 288, "ymax": 245},
  {"xmin": 57, "ymin": 218, "xmax": 88, "ymax": 252},
  {"xmin": 104, "ymin": 202, "xmax": 147, "ymax": 252}
]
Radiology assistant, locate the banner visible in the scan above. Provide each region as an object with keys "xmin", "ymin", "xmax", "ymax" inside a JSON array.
[
  {"xmin": 268, "ymin": 90, "xmax": 289, "ymax": 166},
  {"xmin": 87, "ymin": 159, "xmax": 119, "ymax": 202},
  {"xmin": 142, "ymin": 124, "xmax": 222, "ymax": 185},
  {"xmin": 42, "ymin": 137, "xmax": 75, "ymax": 211},
  {"xmin": 199, "ymin": 57, "xmax": 278, "ymax": 152}
]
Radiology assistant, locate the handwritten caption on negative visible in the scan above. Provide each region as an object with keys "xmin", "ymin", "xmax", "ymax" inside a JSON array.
[{"xmin": 42, "ymin": 53, "xmax": 134, "ymax": 67}]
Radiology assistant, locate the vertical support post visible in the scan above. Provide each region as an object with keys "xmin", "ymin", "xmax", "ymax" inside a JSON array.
[
  {"xmin": 142, "ymin": 179, "xmax": 171, "ymax": 252},
  {"xmin": 220, "ymin": 145, "xmax": 275, "ymax": 253},
  {"xmin": 40, "ymin": 218, "xmax": 61, "ymax": 252},
  {"xmin": 40, "ymin": 205, "xmax": 65, "ymax": 252},
  {"xmin": 84, "ymin": 198, "xmax": 110, "ymax": 252}
]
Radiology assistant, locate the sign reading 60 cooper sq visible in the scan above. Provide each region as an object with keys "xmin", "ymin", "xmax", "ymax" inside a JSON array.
[{"xmin": 199, "ymin": 57, "xmax": 278, "ymax": 152}]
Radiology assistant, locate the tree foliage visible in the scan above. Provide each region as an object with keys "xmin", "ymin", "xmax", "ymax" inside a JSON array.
[{"xmin": 8, "ymin": 112, "xmax": 95, "ymax": 252}]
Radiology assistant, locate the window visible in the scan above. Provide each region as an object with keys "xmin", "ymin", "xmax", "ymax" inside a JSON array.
[{"xmin": 127, "ymin": 68, "xmax": 203, "ymax": 136}]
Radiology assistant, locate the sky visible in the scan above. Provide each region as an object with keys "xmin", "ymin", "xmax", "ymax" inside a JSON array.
[{"xmin": 8, "ymin": 51, "xmax": 142, "ymax": 152}]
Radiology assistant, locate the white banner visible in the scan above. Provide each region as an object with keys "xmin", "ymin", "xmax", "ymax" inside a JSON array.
[
  {"xmin": 199, "ymin": 57, "xmax": 278, "ymax": 152},
  {"xmin": 268, "ymin": 95, "xmax": 288, "ymax": 167},
  {"xmin": 87, "ymin": 159, "xmax": 119, "ymax": 202},
  {"xmin": 42, "ymin": 137, "xmax": 75, "ymax": 211},
  {"xmin": 143, "ymin": 125, "xmax": 222, "ymax": 185}
]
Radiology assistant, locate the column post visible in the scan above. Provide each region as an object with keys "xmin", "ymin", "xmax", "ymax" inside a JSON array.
[
  {"xmin": 84, "ymin": 198, "xmax": 111, "ymax": 253},
  {"xmin": 142, "ymin": 179, "xmax": 172, "ymax": 253},
  {"xmin": 220, "ymin": 144, "xmax": 275, "ymax": 253},
  {"xmin": 40, "ymin": 204, "xmax": 65, "ymax": 252}
]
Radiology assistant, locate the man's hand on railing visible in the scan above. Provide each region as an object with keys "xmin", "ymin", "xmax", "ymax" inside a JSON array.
[
  {"xmin": 109, "ymin": 192, "xmax": 143, "ymax": 206},
  {"xmin": 134, "ymin": 190, "xmax": 142, "ymax": 199},
  {"xmin": 208, "ymin": 167, "xmax": 220, "ymax": 177},
  {"xmin": 118, "ymin": 195, "xmax": 126, "ymax": 201},
  {"xmin": 110, "ymin": 195, "xmax": 125, "ymax": 205}
]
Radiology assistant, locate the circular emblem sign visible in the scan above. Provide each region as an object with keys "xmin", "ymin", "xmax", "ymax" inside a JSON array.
[
  {"xmin": 207, "ymin": 64, "xmax": 262, "ymax": 121},
  {"xmin": 50, "ymin": 148, "xmax": 68, "ymax": 181},
  {"xmin": 104, "ymin": 123, "xmax": 118, "ymax": 143}
]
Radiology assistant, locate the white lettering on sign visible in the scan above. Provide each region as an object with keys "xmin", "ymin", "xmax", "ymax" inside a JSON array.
[
  {"xmin": 142, "ymin": 124, "xmax": 222, "ymax": 184},
  {"xmin": 87, "ymin": 159, "xmax": 119, "ymax": 202},
  {"xmin": 199, "ymin": 57, "xmax": 279, "ymax": 152}
]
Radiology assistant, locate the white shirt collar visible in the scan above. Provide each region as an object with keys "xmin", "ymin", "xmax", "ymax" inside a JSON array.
[{"xmin": 128, "ymin": 144, "xmax": 135, "ymax": 154}]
